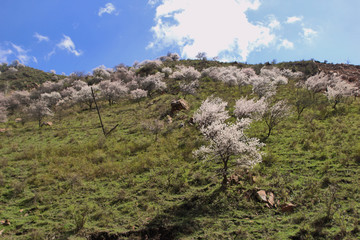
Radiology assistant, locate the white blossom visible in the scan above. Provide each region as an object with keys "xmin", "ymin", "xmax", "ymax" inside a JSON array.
[
  {"xmin": 194, "ymin": 105, "xmax": 263, "ymax": 186},
  {"xmin": 250, "ymin": 75, "xmax": 276, "ymax": 98},
  {"xmin": 179, "ymin": 80, "xmax": 199, "ymax": 96},
  {"xmin": 41, "ymin": 91, "xmax": 62, "ymax": 107},
  {"xmin": 130, "ymin": 89, "xmax": 147, "ymax": 100},
  {"xmin": 202, "ymin": 66, "xmax": 251, "ymax": 86},
  {"xmin": 27, "ymin": 100, "xmax": 53, "ymax": 127},
  {"xmin": 92, "ymin": 65, "xmax": 112, "ymax": 79},
  {"xmin": 305, "ymin": 72, "xmax": 329, "ymax": 93},
  {"xmin": 193, "ymin": 97, "xmax": 229, "ymax": 128},
  {"xmin": 326, "ymin": 77, "xmax": 357, "ymax": 108},
  {"xmin": 99, "ymin": 80, "xmax": 128, "ymax": 105},
  {"xmin": 7, "ymin": 67, "xmax": 18, "ymax": 73},
  {"xmin": 234, "ymin": 97, "xmax": 267, "ymax": 120},
  {"xmin": 170, "ymin": 65, "xmax": 201, "ymax": 81},
  {"xmin": 140, "ymin": 72, "xmax": 166, "ymax": 96}
]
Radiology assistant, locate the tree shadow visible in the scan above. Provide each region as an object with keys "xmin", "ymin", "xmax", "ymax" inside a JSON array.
[{"xmin": 89, "ymin": 187, "xmax": 228, "ymax": 239}]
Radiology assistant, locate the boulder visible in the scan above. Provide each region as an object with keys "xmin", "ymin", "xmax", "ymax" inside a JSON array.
[
  {"xmin": 268, "ymin": 192, "xmax": 275, "ymax": 207},
  {"xmin": 256, "ymin": 190, "xmax": 267, "ymax": 202},
  {"xmin": 41, "ymin": 122, "xmax": 53, "ymax": 127},
  {"xmin": 171, "ymin": 99, "xmax": 189, "ymax": 112}
]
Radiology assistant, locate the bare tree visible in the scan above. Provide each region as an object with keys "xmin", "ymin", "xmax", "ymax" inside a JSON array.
[
  {"xmin": 262, "ymin": 100, "xmax": 290, "ymax": 140},
  {"xmin": 196, "ymin": 52, "xmax": 207, "ymax": 61}
]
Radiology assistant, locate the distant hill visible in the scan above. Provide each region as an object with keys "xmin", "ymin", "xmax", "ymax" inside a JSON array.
[{"xmin": 0, "ymin": 64, "xmax": 66, "ymax": 92}]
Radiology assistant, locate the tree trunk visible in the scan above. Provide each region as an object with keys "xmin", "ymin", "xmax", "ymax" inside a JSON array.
[{"xmin": 221, "ymin": 158, "xmax": 229, "ymax": 188}]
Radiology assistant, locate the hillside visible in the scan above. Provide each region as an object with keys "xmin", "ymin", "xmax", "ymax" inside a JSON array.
[
  {"xmin": 0, "ymin": 63, "xmax": 66, "ymax": 92},
  {"xmin": 0, "ymin": 59, "xmax": 360, "ymax": 239}
]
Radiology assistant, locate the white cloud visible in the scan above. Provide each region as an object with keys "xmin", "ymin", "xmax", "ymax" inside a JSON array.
[
  {"xmin": 268, "ymin": 16, "xmax": 280, "ymax": 29},
  {"xmin": 278, "ymin": 39, "xmax": 294, "ymax": 49},
  {"xmin": 57, "ymin": 35, "xmax": 83, "ymax": 56},
  {"xmin": 286, "ymin": 16, "xmax": 303, "ymax": 24},
  {"xmin": 148, "ymin": 0, "xmax": 275, "ymax": 62},
  {"xmin": 45, "ymin": 49, "xmax": 56, "ymax": 61},
  {"xmin": 98, "ymin": 3, "xmax": 116, "ymax": 16},
  {"xmin": 11, "ymin": 43, "xmax": 26, "ymax": 54},
  {"xmin": 0, "ymin": 43, "xmax": 37, "ymax": 64},
  {"xmin": 0, "ymin": 48, "xmax": 12, "ymax": 63},
  {"xmin": 302, "ymin": 27, "xmax": 317, "ymax": 41},
  {"xmin": 148, "ymin": 0, "xmax": 160, "ymax": 7},
  {"xmin": 10, "ymin": 43, "xmax": 35, "ymax": 64},
  {"xmin": 34, "ymin": 32, "xmax": 49, "ymax": 42}
]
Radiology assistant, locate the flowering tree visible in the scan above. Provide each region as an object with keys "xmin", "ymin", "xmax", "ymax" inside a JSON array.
[
  {"xmin": 27, "ymin": 100, "xmax": 53, "ymax": 127},
  {"xmin": 72, "ymin": 80, "xmax": 88, "ymax": 91},
  {"xmin": 5, "ymin": 90, "xmax": 30, "ymax": 114},
  {"xmin": 260, "ymin": 67, "xmax": 288, "ymax": 85},
  {"xmin": 167, "ymin": 52, "xmax": 180, "ymax": 61},
  {"xmin": 202, "ymin": 66, "xmax": 251, "ymax": 86},
  {"xmin": 280, "ymin": 69, "xmax": 304, "ymax": 79},
  {"xmin": 193, "ymin": 97, "xmax": 229, "ymax": 128},
  {"xmin": 7, "ymin": 67, "xmax": 18, "ymax": 73},
  {"xmin": 136, "ymin": 60, "xmax": 163, "ymax": 76},
  {"xmin": 99, "ymin": 80, "xmax": 128, "ymax": 105},
  {"xmin": 170, "ymin": 65, "xmax": 201, "ymax": 81},
  {"xmin": 305, "ymin": 72, "xmax": 329, "ymax": 93},
  {"xmin": 41, "ymin": 91, "xmax": 62, "ymax": 108},
  {"xmin": 10, "ymin": 60, "xmax": 25, "ymax": 68},
  {"xmin": 158, "ymin": 52, "xmax": 180, "ymax": 62},
  {"xmin": 113, "ymin": 65, "xmax": 136, "ymax": 83},
  {"xmin": 72, "ymin": 85, "xmax": 95, "ymax": 110},
  {"xmin": 193, "ymin": 97, "xmax": 263, "ymax": 187},
  {"xmin": 250, "ymin": 76, "xmax": 276, "ymax": 98},
  {"xmin": 234, "ymin": 97, "xmax": 267, "ymax": 120},
  {"xmin": 179, "ymin": 80, "xmax": 199, "ymax": 97},
  {"xmin": 262, "ymin": 100, "xmax": 291, "ymax": 140},
  {"xmin": 92, "ymin": 65, "xmax": 112, "ymax": 80},
  {"xmin": 161, "ymin": 67, "xmax": 173, "ymax": 77},
  {"xmin": 130, "ymin": 89, "xmax": 147, "ymax": 105},
  {"xmin": 326, "ymin": 78, "xmax": 357, "ymax": 109},
  {"xmin": 139, "ymin": 72, "xmax": 166, "ymax": 97},
  {"xmin": 38, "ymin": 81, "xmax": 64, "ymax": 94}
]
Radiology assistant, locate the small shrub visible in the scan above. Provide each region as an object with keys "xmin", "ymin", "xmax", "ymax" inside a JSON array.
[
  {"xmin": 11, "ymin": 180, "xmax": 25, "ymax": 196},
  {"xmin": 262, "ymin": 152, "xmax": 277, "ymax": 167}
]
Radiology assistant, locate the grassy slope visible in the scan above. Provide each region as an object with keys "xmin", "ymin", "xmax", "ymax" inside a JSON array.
[{"xmin": 0, "ymin": 63, "xmax": 360, "ymax": 239}]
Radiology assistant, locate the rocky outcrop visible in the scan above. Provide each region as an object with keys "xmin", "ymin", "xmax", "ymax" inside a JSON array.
[{"xmin": 171, "ymin": 99, "xmax": 189, "ymax": 113}]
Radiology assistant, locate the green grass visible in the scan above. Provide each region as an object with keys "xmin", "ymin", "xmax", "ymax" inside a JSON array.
[{"xmin": 0, "ymin": 64, "xmax": 360, "ymax": 239}]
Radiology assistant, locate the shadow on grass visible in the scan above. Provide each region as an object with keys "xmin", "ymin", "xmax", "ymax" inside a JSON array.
[{"xmin": 89, "ymin": 186, "xmax": 229, "ymax": 240}]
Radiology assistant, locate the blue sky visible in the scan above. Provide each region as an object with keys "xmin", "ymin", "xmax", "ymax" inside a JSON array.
[{"xmin": 0, "ymin": 0, "xmax": 359, "ymax": 74}]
